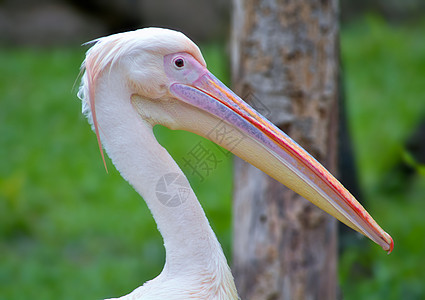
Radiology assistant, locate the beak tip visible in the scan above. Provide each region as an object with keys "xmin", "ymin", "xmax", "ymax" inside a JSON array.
[{"xmin": 384, "ymin": 233, "xmax": 394, "ymax": 254}]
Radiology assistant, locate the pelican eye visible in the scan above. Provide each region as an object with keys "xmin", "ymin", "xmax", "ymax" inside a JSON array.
[{"xmin": 174, "ymin": 58, "xmax": 185, "ymax": 69}]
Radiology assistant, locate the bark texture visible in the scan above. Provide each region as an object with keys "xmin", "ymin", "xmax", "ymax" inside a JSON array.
[{"xmin": 231, "ymin": 0, "xmax": 340, "ymax": 299}]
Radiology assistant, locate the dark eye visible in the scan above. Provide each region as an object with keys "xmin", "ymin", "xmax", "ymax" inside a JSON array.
[{"xmin": 174, "ymin": 58, "xmax": 185, "ymax": 68}]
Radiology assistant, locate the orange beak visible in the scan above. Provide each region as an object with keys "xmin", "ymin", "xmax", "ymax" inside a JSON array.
[{"xmin": 164, "ymin": 53, "xmax": 393, "ymax": 253}]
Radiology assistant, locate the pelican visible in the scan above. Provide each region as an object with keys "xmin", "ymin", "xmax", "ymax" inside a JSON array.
[{"xmin": 78, "ymin": 28, "xmax": 393, "ymax": 300}]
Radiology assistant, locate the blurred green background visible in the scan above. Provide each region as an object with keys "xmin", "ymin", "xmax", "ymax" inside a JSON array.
[{"xmin": 1, "ymin": 1, "xmax": 425, "ymax": 299}]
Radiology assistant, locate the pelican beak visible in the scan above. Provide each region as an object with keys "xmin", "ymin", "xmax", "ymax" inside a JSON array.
[{"xmin": 161, "ymin": 54, "xmax": 393, "ymax": 253}]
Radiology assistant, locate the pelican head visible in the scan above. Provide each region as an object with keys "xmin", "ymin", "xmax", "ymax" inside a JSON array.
[{"xmin": 79, "ymin": 27, "xmax": 393, "ymax": 254}]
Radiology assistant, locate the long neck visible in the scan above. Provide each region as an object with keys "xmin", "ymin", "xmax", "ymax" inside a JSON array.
[{"xmin": 91, "ymin": 73, "xmax": 227, "ymax": 277}]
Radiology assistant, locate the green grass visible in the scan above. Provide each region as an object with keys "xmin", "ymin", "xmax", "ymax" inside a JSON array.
[
  {"xmin": 339, "ymin": 16, "xmax": 425, "ymax": 300},
  {"xmin": 342, "ymin": 16, "xmax": 425, "ymax": 188},
  {"xmin": 0, "ymin": 46, "xmax": 232, "ymax": 299},
  {"xmin": 1, "ymin": 16, "xmax": 425, "ymax": 299}
]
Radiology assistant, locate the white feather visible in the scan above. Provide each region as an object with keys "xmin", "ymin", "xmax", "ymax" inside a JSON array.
[{"xmin": 78, "ymin": 28, "xmax": 238, "ymax": 300}]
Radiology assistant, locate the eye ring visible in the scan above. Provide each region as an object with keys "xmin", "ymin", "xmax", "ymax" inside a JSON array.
[{"xmin": 173, "ymin": 57, "xmax": 185, "ymax": 69}]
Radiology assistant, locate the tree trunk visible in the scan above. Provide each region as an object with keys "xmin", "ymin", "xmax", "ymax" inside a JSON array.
[{"xmin": 231, "ymin": 0, "xmax": 340, "ymax": 299}]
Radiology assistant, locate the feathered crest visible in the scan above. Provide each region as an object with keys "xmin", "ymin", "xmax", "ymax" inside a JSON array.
[{"xmin": 78, "ymin": 31, "xmax": 146, "ymax": 172}]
